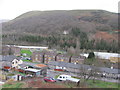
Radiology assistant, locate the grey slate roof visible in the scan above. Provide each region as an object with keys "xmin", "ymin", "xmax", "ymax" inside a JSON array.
[
  {"xmin": 0, "ymin": 55, "xmax": 21, "ymax": 69},
  {"xmin": 48, "ymin": 61, "xmax": 120, "ymax": 74},
  {"xmin": 0, "ymin": 61, "xmax": 12, "ymax": 69},
  {"xmin": 1, "ymin": 55, "xmax": 21, "ymax": 62},
  {"xmin": 19, "ymin": 62, "xmax": 37, "ymax": 68}
]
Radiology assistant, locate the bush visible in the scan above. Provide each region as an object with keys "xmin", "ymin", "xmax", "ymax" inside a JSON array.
[
  {"xmin": 88, "ymin": 52, "xmax": 95, "ymax": 59},
  {"xmin": 7, "ymin": 73, "xmax": 15, "ymax": 76},
  {"xmin": 5, "ymin": 78, "xmax": 15, "ymax": 85}
]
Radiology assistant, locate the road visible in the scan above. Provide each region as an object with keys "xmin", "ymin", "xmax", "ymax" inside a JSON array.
[{"xmin": 47, "ymin": 69, "xmax": 120, "ymax": 83}]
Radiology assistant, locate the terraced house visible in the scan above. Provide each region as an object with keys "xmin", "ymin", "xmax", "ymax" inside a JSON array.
[
  {"xmin": 31, "ymin": 51, "xmax": 85, "ymax": 64},
  {"xmin": 2, "ymin": 45, "xmax": 21, "ymax": 56}
]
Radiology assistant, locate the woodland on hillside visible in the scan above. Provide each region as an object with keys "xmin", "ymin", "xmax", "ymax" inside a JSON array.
[
  {"xmin": 2, "ymin": 10, "xmax": 119, "ymax": 53},
  {"xmin": 2, "ymin": 28, "xmax": 119, "ymax": 53}
]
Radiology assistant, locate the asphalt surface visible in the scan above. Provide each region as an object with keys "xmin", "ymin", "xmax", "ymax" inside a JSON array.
[{"xmin": 47, "ymin": 69, "xmax": 120, "ymax": 83}]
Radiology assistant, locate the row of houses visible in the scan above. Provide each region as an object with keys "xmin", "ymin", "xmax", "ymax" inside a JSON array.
[
  {"xmin": 2, "ymin": 45, "xmax": 21, "ymax": 56},
  {"xmin": 2, "ymin": 45, "xmax": 48, "ymax": 56},
  {"xmin": 31, "ymin": 51, "xmax": 85, "ymax": 64},
  {"xmin": 48, "ymin": 61, "xmax": 120, "ymax": 79},
  {"xmin": 2, "ymin": 45, "xmax": 120, "ymax": 64},
  {"xmin": 2, "ymin": 45, "xmax": 85, "ymax": 64}
]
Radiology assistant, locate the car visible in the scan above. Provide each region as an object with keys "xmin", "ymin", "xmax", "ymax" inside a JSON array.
[
  {"xmin": 57, "ymin": 75, "xmax": 71, "ymax": 81},
  {"xmin": 57, "ymin": 75, "xmax": 80, "ymax": 83},
  {"xmin": 44, "ymin": 77, "xmax": 56, "ymax": 82}
]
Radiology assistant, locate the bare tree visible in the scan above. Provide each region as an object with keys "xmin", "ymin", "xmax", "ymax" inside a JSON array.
[
  {"xmin": 67, "ymin": 46, "xmax": 75, "ymax": 56},
  {"xmin": 78, "ymin": 66, "xmax": 92, "ymax": 81},
  {"xmin": 78, "ymin": 59, "xmax": 101, "ymax": 83},
  {"xmin": 75, "ymin": 38, "xmax": 80, "ymax": 56}
]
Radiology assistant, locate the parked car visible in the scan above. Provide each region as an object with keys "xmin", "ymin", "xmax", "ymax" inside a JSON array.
[{"xmin": 44, "ymin": 77, "xmax": 56, "ymax": 82}]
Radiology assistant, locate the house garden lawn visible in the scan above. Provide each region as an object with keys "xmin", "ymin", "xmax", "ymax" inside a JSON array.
[{"xmin": 20, "ymin": 49, "xmax": 32, "ymax": 57}]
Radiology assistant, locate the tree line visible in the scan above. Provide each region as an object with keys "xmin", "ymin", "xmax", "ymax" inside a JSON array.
[{"xmin": 2, "ymin": 28, "xmax": 119, "ymax": 53}]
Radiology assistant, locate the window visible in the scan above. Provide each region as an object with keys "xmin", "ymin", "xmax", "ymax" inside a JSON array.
[
  {"xmin": 13, "ymin": 77, "xmax": 16, "ymax": 79},
  {"xmin": 50, "ymin": 78, "xmax": 54, "ymax": 80},
  {"xmin": 12, "ymin": 62, "xmax": 14, "ymax": 64},
  {"xmin": 63, "ymin": 67, "xmax": 66, "ymax": 69},
  {"xmin": 51, "ymin": 78, "xmax": 55, "ymax": 80},
  {"xmin": 46, "ymin": 78, "xmax": 49, "ymax": 79},
  {"xmin": 59, "ymin": 76, "xmax": 62, "ymax": 78}
]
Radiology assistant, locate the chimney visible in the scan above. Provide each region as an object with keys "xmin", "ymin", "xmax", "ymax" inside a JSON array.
[
  {"xmin": 55, "ymin": 53, "xmax": 61, "ymax": 61},
  {"xmin": 42, "ymin": 53, "xmax": 45, "ymax": 63},
  {"xmin": 69, "ymin": 55, "xmax": 72, "ymax": 63}
]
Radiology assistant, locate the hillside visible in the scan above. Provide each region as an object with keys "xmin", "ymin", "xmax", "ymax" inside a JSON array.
[
  {"xmin": 2, "ymin": 10, "xmax": 119, "ymax": 52},
  {"xmin": 2, "ymin": 10, "xmax": 118, "ymax": 35},
  {"xmin": 93, "ymin": 31, "xmax": 118, "ymax": 42}
]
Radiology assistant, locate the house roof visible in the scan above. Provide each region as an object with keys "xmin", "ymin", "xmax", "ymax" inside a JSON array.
[
  {"xmin": 0, "ymin": 55, "xmax": 22, "ymax": 69},
  {"xmin": 19, "ymin": 61, "xmax": 48, "ymax": 69},
  {"xmin": 80, "ymin": 52, "xmax": 120, "ymax": 59},
  {"xmin": 48, "ymin": 61, "xmax": 120, "ymax": 74},
  {"xmin": 8, "ymin": 45, "xmax": 48, "ymax": 49},
  {"xmin": 0, "ymin": 61, "xmax": 12, "ymax": 69},
  {"xmin": 35, "ymin": 64, "xmax": 47, "ymax": 68},
  {"xmin": 1, "ymin": 55, "xmax": 21, "ymax": 62}
]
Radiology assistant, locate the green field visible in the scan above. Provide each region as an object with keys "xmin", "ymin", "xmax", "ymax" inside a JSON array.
[
  {"xmin": 20, "ymin": 49, "xmax": 32, "ymax": 57},
  {"xmin": 86, "ymin": 79, "xmax": 118, "ymax": 88}
]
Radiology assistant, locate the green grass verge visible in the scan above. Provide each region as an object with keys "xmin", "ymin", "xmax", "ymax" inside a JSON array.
[
  {"xmin": 3, "ymin": 82, "xmax": 24, "ymax": 88},
  {"xmin": 54, "ymin": 75, "xmax": 59, "ymax": 79},
  {"xmin": 22, "ymin": 60, "xmax": 41, "ymax": 64},
  {"xmin": 22, "ymin": 59, "xmax": 32, "ymax": 62},
  {"xmin": 86, "ymin": 79, "xmax": 118, "ymax": 88},
  {"xmin": 7, "ymin": 73, "xmax": 15, "ymax": 76}
]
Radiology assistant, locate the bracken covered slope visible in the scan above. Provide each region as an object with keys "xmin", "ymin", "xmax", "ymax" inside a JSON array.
[{"xmin": 2, "ymin": 10, "xmax": 118, "ymax": 35}]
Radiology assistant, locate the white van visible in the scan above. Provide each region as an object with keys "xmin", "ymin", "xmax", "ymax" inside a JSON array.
[
  {"xmin": 57, "ymin": 75, "xmax": 71, "ymax": 81},
  {"xmin": 57, "ymin": 75, "xmax": 80, "ymax": 83}
]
